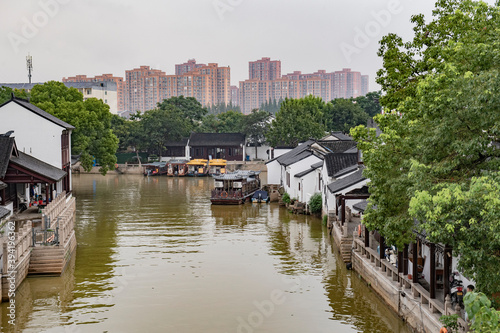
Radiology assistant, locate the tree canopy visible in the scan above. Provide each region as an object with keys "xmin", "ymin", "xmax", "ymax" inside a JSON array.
[
  {"xmin": 199, "ymin": 110, "xmax": 244, "ymax": 133},
  {"xmin": 267, "ymin": 96, "xmax": 327, "ymax": 147},
  {"xmin": 326, "ymin": 98, "xmax": 369, "ymax": 133},
  {"xmin": 25, "ymin": 81, "xmax": 118, "ymax": 175},
  {"xmin": 352, "ymin": 0, "xmax": 500, "ymax": 296}
]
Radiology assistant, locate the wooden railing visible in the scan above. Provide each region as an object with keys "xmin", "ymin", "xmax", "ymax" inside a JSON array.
[{"xmin": 1, "ymin": 221, "xmax": 32, "ymax": 274}]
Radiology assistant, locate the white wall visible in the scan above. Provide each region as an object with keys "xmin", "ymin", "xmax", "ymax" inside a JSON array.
[
  {"xmin": 246, "ymin": 145, "xmax": 270, "ymax": 161},
  {"xmin": 79, "ymin": 87, "xmax": 118, "ymax": 114},
  {"xmin": 0, "ymin": 102, "xmax": 65, "ymax": 168},
  {"xmin": 266, "ymin": 160, "xmax": 281, "ymax": 185},
  {"xmin": 284, "ymin": 155, "xmax": 322, "ymax": 199},
  {"xmin": 297, "ymin": 168, "xmax": 321, "ymax": 204}
]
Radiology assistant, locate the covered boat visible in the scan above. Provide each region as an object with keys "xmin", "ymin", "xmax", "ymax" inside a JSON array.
[
  {"xmin": 211, "ymin": 170, "xmax": 261, "ymax": 205},
  {"xmin": 186, "ymin": 159, "xmax": 209, "ymax": 176},
  {"xmin": 167, "ymin": 159, "xmax": 189, "ymax": 176},
  {"xmin": 251, "ymin": 190, "xmax": 269, "ymax": 203},
  {"xmin": 208, "ymin": 159, "xmax": 227, "ymax": 176},
  {"xmin": 144, "ymin": 161, "xmax": 168, "ymax": 176}
]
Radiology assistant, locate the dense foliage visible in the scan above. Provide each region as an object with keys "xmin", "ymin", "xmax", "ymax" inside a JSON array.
[
  {"xmin": 308, "ymin": 193, "xmax": 322, "ymax": 214},
  {"xmin": 267, "ymin": 96, "xmax": 328, "ymax": 147},
  {"xmin": 28, "ymin": 81, "xmax": 118, "ymax": 175},
  {"xmin": 465, "ymin": 292, "xmax": 500, "ymax": 332},
  {"xmin": 351, "ymin": 0, "xmax": 500, "ymax": 297}
]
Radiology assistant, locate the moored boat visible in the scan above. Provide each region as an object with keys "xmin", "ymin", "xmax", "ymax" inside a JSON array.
[
  {"xmin": 144, "ymin": 161, "xmax": 168, "ymax": 176},
  {"xmin": 186, "ymin": 159, "xmax": 209, "ymax": 177},
  {"xmin": 211, "ymin": 170, "xmax": 261, "ymax": 205},
  {"xmin": 208, "ymin": 159, "xmax": 227, "ymax": 176},
  {"xmin": 251, "ymin": 190, "xmax": 269, "ymax": 203},
  {"xmin": 167, "ymin": 159, "xmax": 189, "ymax": 176}
]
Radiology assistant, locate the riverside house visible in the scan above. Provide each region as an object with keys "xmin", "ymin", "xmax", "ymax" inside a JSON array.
[{"xmin": 0, "ymin": 96, "xmax": 77, "ymax": 303}]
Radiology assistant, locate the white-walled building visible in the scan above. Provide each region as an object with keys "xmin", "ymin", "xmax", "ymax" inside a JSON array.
[{"xmin": 0, "ymin": 96, "xmax": 74, "ymax": 194}]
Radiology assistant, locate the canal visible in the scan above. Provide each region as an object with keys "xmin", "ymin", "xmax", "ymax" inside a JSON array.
[{"xmin": 1, "ymin": 174, "xmax": 409, "ymax": 333}]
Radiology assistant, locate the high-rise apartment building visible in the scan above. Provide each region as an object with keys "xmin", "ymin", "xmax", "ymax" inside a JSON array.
[
  {"xmin": 164, "ymin": 62, "xmax": 231, "ymax": 107},
  {"xmin": 239, "ymin": 59, "xmax": 369, "ymax": 114},
  {"xmin": 361, "ymin": 75, "xmax": 369, "ymax": 96},
  {"xmin": 230, "ymin": 86, "xmax": 239, "ymax": 106},
  {"xmin": 175, "ymin": 59, "xmax": 206, "ymax": 76},
  {"xmin": 63, "ymin": 74, "xmax": 125, "ymax": 112},
  {"xmin": 125, "ymin": 66, "xmax": 166, "ymax": 112},
  {"xmin": 249, "ymin": 57, "xmax": 281, "ymax": 81},
  {"xmin": 332, "ymin": 68, "xmax": 363, "ymax": 99}
]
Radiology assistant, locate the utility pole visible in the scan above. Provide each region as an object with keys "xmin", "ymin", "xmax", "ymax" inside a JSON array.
[{"xmin": 26, "ymin": 53, "xmax": 33, "ymax": 84}]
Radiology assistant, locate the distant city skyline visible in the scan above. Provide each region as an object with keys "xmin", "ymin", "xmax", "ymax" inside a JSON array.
[{"xmin": 2, "ymin": 0, "xmax": 497, "ymax": 91}]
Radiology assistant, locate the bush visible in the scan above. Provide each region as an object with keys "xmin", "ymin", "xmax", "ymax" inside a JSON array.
[
  {"xmin": 282, "ymin": 192, "xmax": 291, "ymax": 204},
  {"xmin": 309, "ymin": 193, "xmax": 322, "ymax": 214}
]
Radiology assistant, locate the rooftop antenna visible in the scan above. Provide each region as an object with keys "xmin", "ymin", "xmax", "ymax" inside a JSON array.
[{"xmin": 26, "ymin": 53, "xmax": 33, "ymax": 84}]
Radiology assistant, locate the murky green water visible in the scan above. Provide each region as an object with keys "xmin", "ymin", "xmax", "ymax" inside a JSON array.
[{"xmin": 1, "ymin": 174, "xmax": 409, "ymax": 333}]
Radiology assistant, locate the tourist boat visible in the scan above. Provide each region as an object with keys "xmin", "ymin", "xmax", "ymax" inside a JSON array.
[
  {"xmin": 167, "ymin": 159, "xmax": 189, "ymax": 176},
  {"xmin": 251, "ymin": 190, "xmax": 269, "ymax": 203},
  {"xmin": 144, "ymin": 161, "xmax": 168, "ymax": 176},
  {"xmin": 186, "ymin": 159, "xmax": 209, "ymax": 177},
  {"xmin": 208, "ymin": 159, "xmax": 227, "ymax": 176},
  {"xmin": 211, "ymin": 170, "xmax": 261, "ymax": 205}
]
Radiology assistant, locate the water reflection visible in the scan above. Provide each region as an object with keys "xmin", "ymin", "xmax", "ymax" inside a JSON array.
[{"xmin": 0, "ymin": 174, "xmax": 409, "ymax": 333}]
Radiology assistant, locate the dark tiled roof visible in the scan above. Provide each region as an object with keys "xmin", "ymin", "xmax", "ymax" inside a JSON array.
[
  {"xmin": 0, "ymin": 136, "xmax": 15, "ymax": 178},
  {"xmin": 295, "ymin": 168, "xmax": 315, "ymax": 178},
  {"xmin": 165, "ymin": 138, "xmax": 189, "ymax": 147},
  {"xmin": 0, "ymin": 180, "xmax": 6, "ymax": 190},
  {"xmin": 324, "ymin": 153, "xmax": 359, "ymax": 177},
  {"xmin": 282, "ymin": 150, "xmax": 313, "ymax": 167},
  {"xmin": 333, "ymin": 164, "xmax": 359, "ymax": 178},
  {"xmin": 343, "ymin": 146, "xmax": 358, "ymax": 154},
  {"xmin": 318, "ymin": 140, "xmax": 357, "ymax": 153},
  {"xmin": 330, "ymin": 132, "xmax": 353, "ymax": 141},
  {"xmin": 311, "ymin": 161, "xmax": 323, "ymax": 169},
  {"xmin": 0, "ymin": 206, "xmax": 10, "ymax": 220},
  {"xmin": 353, "ymin": 200, "xmax": 368, "ymax": 213},
  {"xmin": 10, "ymin": 152, "xmax": 67, "ymax": 181},
  {"xmin": 275, "ymin": 140, "xmax": 315, "ymax": 164},
  {"xmin": 0, "ymin": 98, "xmax": 74, "ymax": 130},
  {"xmin": 327, "ymin": 168, "xmax": 366, "ymax": 194},
  {"xmin": 189, "ymin": 133, "xmax": 245, "ymax": 146}
]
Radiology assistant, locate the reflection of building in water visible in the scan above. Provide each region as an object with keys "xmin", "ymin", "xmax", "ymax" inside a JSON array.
[
  {"xmin": 0, "ymin": 254, "xmax": 77, "ymax": 330},
  {"xmin": 211, "ymin": 204, "xmax": 260, "ymax": 227}
]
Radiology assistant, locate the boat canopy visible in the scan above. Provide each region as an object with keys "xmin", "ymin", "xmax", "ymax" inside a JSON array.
[
  {"xmin": 144, "ymin": 161, "xmax": 167, "ymax": 167},
  {"xmin": 209, "ymin": 159, "xmax": 227, "ymax": 166},
  {"xmin": 168, "ymin": 159, "xmax": 188, "ymax": 164},
  {"xmin": 187, "ymin": 159, "xmax": 208, "ymax": 165},
  {"xmin": 212, "ymin": 170, "xmax": 260, "ymax": 181}
]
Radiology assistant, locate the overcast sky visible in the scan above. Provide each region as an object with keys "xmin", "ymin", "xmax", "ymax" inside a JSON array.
[{"xmin": 1, "ymin": 0, "xmax": 497, "ymax": 91}]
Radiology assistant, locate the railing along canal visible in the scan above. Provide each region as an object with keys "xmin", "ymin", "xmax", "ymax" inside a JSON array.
[
  {"xmin": 34, "ymin": 192, "xmax": 76, "ymax": 246},
  {"xmin": 2, "ymin": 221, "xmax": 32, "ymax": 274}
]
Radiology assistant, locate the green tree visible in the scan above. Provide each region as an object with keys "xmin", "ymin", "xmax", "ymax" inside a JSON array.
[
  {"xmin": 352, "ymin": 0, "xmax": 500, "ymax": 295},
  {"xmin": 0, "ymin": 86, "xmax": 29, "ymax": 104},
  {"xmin": 464, "ymin": 292, "xmax": 500, "ymax": 332},
  {"xmin": 139, "ymin": 105, "xmax": 191, "ymax": 157},
  {"xmin": 267, "ymin": 96, "xmax": 327, "ymax": 147},
  {"xmin": 30, "ymin": 81, "xmax": 118, "ymax": 175},
  {"xmin": 206, "ymin": 102, "xmax": 241, "ymax": 114},
  {"xmin": 353, "ymin": 91, "xmax": 382, "ymax": 117},
  {"xmin": 242, "ymin": 109, "xmax": 270, "ymax": 159},
  {"xmin": 327, "ymin": 98, "xmax": 369, "ymax": 133},
  {"xmin": 157, "ymin": 96, "xmax": 207, "ymax": 128},
  {"xmin": 200, "ymin": 110, "xmax": 244, "ymax": 133}
]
